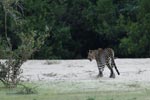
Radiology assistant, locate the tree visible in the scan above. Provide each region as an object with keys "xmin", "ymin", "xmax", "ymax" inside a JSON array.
[
  {"xmin": 119, "ymin": 0, "xmax": 150, "ymax": 57},
  {"xmin": 0, "ymin": 0, "xmax": 49, "ymax": 87}
]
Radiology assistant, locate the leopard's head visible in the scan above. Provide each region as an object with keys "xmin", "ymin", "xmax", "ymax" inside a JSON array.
[{"xmin": 87, "ymin": 50, "xmax": 96, "ymax": 61}]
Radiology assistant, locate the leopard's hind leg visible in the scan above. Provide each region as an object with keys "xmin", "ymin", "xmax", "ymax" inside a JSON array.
[{"xmin": 106, "ymin": 60, "xmax": 115, "ymax": 78}]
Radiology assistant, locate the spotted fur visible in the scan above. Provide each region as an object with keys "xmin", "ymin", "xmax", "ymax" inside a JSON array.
[{"xmin": 88, "ymin": 48, "xmax": 120, "ymax": 78}]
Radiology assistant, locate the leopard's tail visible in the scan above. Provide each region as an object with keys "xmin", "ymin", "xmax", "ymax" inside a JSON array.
[
  {"xmin": 114, "ymin": 63, "xmax": 120, "ymax": 75},
  {"xmin": 111, "ymin": 50, "xmax": 120, "ymax": 75}
]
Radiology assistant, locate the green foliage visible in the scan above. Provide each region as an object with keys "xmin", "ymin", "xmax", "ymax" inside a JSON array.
[
  {"xmin": 119, "ymin": 0, "xmax": 150, "ymax": 57},
  {"xmin": 0, "ymin": 0, "xmax": 49, "ymax": 87},
  {"xmin": 0, "ymin": 0, "xmax": 150, "ymax": 58}
]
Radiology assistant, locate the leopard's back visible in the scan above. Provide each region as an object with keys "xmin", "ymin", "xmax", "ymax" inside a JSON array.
[{"xmin": 96, "ymin": 48, "xmax": 114, "ymax": 65}]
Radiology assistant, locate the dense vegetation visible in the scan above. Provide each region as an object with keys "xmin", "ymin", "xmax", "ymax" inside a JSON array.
[{"xmin": 0, "ymin": 0, "xmax": 150, "ymax": 59}]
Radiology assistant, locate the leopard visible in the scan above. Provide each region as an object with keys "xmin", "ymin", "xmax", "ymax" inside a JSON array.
[{"xmin": 88, "ymin": 48, "xmax": 120, "ymax": 78}]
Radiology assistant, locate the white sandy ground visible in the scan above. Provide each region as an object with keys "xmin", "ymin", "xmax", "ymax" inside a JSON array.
[{"xmin": 17, "ymin": 59, "xmax": 150, "ymax": 93}]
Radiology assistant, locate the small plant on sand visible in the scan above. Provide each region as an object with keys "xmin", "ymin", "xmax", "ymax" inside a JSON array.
[
  {"xmin": 44, "ymin": 60, "xmax": 61, "ymax": 65},
  {"xmin": 87, "ymin": 97, "xmax": 95, "ymax": 100},
  {"xmin": 16, "ymin": 84, "xmax": 38, "ymax": 94},
  {"xmin": 0, "ymin": 32, "xmax": 48, "ymax": 87}
]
